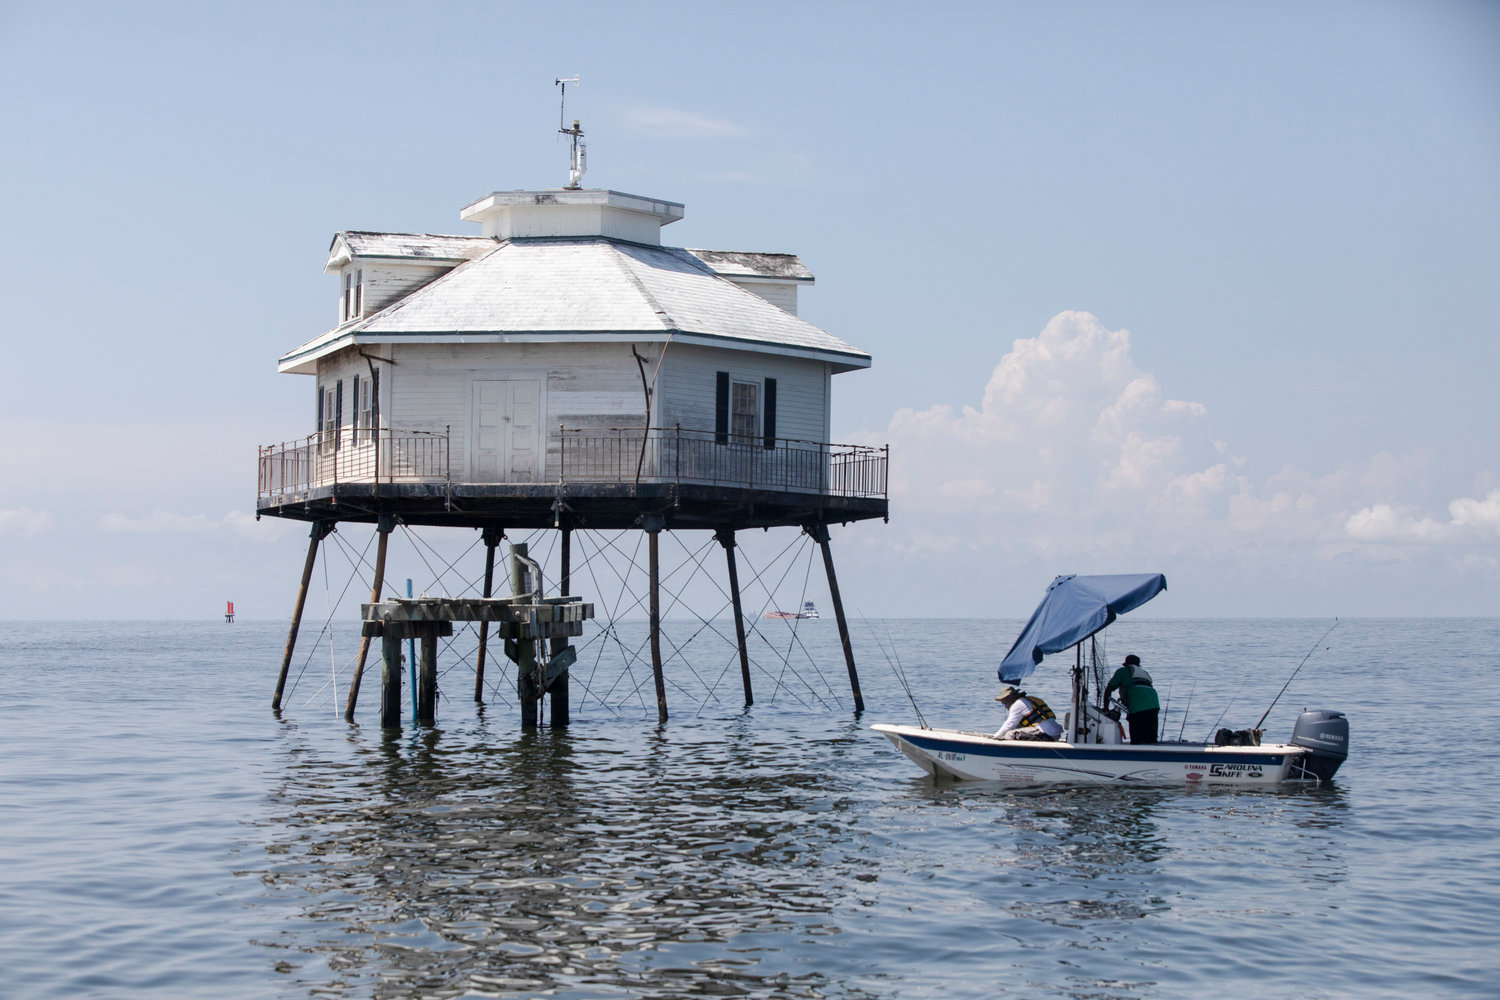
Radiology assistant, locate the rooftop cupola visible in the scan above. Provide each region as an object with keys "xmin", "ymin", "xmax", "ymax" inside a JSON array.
[{"xmin": 459, "ymin": 189, "xmax": 685, "ymax": 245}]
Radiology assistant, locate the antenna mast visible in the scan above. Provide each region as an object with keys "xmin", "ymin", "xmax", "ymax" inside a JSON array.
[{"xmin": 555, "ymin": 76, "xmax": 586, "ymax": 189}]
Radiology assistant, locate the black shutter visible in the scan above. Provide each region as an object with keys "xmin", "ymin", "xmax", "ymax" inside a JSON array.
[
  {"xmin": 351, "ymin": 375, "xmax": 360, "ymax": 436},
  {"xmin": 371, "ymin": 368, "xmax": 380, "ymax": 436},
  {"xmin": 715, "ymin": 371, "xmax": 729, "ymax": 445},
  {"xmin": 762, "ymin": 377, "xmax": 777, "ymax": 450},
  {"xmin": 316, "ymin": 386, "xmax": 323, "ymax": 439},
  {"xmin": 334, "ymin": 379, "xmax": 343, "ymax": 451}
]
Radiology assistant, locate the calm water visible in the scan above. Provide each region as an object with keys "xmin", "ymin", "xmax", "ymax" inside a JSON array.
[{"xmin": 1, "ymin": 617, "xmax": 1496, "ymax": 999}]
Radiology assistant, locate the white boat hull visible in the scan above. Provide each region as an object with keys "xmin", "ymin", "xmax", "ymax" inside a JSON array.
[{"xmin": 872, "ymin": 724, "xmax": 1313, "ymax": 787}]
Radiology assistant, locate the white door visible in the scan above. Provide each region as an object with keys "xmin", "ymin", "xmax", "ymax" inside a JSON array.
[{"xmin": 470, "ymin": 380, "xmax": 542, "ymax": 482}]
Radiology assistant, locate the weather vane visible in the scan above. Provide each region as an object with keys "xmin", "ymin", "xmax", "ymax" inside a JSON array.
[{"xmin": 555, "ymin": 76, "xmax": 586, "ymax": 189}]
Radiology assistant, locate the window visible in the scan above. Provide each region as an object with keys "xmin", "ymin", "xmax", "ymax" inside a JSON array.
[
  {"xmin": 320, "ymin": 381, "xmax": 342, "ymax": 452},
  {"xmin": 342, "ymin": 268, "xmax": 363, "ymax": 322},
  {"xmin": 716, "ymin": 372, "xmax": 777, "ymax": 449},
  {"xmin": 357, "ymin": 372, "xmax": 374, "ymax": 442},
  {"xmin": 730, "ymin": 379, "xmax": 759, "ymax": 442}
]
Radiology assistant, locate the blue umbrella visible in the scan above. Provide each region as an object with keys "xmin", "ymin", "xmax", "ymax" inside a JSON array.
[{"xmin": 998, "ymin": 573, "xmax": 1167, "ymax": 682}]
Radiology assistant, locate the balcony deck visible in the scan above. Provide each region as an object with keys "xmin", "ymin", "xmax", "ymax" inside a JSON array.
[{"xmin": 257, "ymin": 426, "xmax": 889, "ymax": 530}]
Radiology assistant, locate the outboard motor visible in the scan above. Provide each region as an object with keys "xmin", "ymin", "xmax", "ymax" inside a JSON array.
[{"xmin": 1290, "ymin": 709, "xmax": 1349, "ymax": 780}]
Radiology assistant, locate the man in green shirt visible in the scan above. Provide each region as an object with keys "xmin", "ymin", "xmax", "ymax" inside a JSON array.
[{"xmin": 1105, "ymin": 653, "xmax": 1160, "ymax": 744}]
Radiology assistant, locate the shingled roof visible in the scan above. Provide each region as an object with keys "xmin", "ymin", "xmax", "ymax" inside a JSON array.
[
  {"xmin": 325, "ymin": 232, "xmax": 496, "ymax": 271},
  {"xmin": 282, "ymin": 236, "xmax": 870, "ymax": 374}
]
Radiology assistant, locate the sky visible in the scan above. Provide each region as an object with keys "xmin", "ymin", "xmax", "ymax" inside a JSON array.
[{"xmin": 0, "ymin": 0, "xmax": 1496, "ymax": 620}]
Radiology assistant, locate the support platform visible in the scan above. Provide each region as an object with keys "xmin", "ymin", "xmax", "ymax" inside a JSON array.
[{"xmin": 360, "ymin": 593, "xmax": 594, "ymax": 729}]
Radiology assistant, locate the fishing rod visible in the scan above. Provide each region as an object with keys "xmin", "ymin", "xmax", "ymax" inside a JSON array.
[
  {"xmin": 1203, "ymin": 675, "xmax": 1250, "ymax": 741},
  {"xmin": 1255, "ymin": 618, "xmax": 1339, "ymax": 731},
  {"xmin": 1177, "ymin": 680, "xmax": 1195, "ymax": 740},
  {"xmin": 1158, "ymin": 682, "xmax": 1172, "ymax": 742},
  {"xmin": 860, "ymin": 612, "xmax": 927, "ymax": 728}
]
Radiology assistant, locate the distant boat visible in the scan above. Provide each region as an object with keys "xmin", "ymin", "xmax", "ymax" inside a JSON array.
[{"xmin": 765, "ymin": 601, "xmax": 819, "ymax": 620}]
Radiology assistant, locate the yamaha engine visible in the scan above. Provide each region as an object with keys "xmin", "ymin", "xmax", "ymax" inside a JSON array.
[{"xmin": 1290, "ymin": 709, "xmax": 1349, "ymax": 781}]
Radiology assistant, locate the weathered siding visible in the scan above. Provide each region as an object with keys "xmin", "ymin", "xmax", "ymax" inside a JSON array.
[
  {"xmin": 381, "ymin": 342, "xmax": 648, "ymax": 481},
  {"xmin": 728, "ymin": 280, "xmax": 798, "ymax": 315},
  {"xmin": 313, "ymin": 339, "xmax": 833, "ymax": 482},
  {"xmin": 359, "ymin": 262, "xmax": 454, "ymax": 315},
  {"xmin": 656, "ymin": 343, "xmax": 829, "ymax": 444}
]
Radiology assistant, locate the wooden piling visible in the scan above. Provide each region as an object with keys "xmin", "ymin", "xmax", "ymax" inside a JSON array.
[
  {"xmin": 645, "ymin": 517, "xmax": 667, "ymax": 722},
  {"xmin": 344, "ymin": 515, "xmax": 394, "ymax": 721},
  {"xmin": 272, "ymin": 520, "xmax": 333, "ymax": 711},
  {"xmin": 418, "ymin": 630, "xmax": 438, "ymax": 725},
  {"xmin": 809, "ymin": 523, "xmax": 864, "ymax": 713},
  {"xmin": 548, "ymin": 526, "xmax": 571, "ymax": 727},
  {"xmin": 474, "ymin": 527, "xmax": 503, "ymax": 702},
  {"xmin": 716, "ymin": 527, "xmax": 753, "ymax": 707},
  {"xmin": 510, "ymin": 542, "xmax": 540, "ymax": 728},
  {"xmin": 379, "ymin": 628, "xmax": 403, "ymax": 729}
]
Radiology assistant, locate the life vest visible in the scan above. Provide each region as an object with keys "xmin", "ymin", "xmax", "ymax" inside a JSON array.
[
  {"xmin": 1019, "ymin": 694, "xmax": 1057, "ymax": 728},
  {"xmin": 1124, "ymin": 663, "xmax": 1153, "ymax": 688}
]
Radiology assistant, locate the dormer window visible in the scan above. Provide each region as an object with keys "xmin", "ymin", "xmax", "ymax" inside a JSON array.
[{"xmin": 342, "ymin": 268, "xmax": 363, "ymax": 322}]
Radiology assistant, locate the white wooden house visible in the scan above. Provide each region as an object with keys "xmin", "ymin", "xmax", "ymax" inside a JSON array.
[{"xmin": 259, "ymin": 187, "xmax": 885, "ymax": 530}]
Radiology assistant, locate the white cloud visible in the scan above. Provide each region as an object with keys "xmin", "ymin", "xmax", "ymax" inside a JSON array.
[
  {"xmin": 620, "ymin": 105, "xmax": 748, "ymax": 138},
  {"xmin": 876, "ymin": 311, "xmax": 1499, "ymax": 595},
  {"xmin": 1450, "ymin": 490, "xmax": 1500, "ymax": 531},
  {"xmin": 1345, "ymin": 489, "xmax": 1500, "ymax": 544},
  {"xmin": 0, "ymin": 508, "xmax": 55, "ymax": 537}
]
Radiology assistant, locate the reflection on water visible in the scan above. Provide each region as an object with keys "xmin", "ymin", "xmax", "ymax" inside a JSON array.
[
  {"xmin": 254, "ymin": 719, "xmax": 886, "ymax": 998},
  {"xmin": 250, "ymin": 711, "xmax": 1358, "ymax": 1000}
]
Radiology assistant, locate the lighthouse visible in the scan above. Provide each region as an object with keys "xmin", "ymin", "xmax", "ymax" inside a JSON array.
[{"xmin": 258, "ymin": 178, "xmax": 887, "ymax": 728}]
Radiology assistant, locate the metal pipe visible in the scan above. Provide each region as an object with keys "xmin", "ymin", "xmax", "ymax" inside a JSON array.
[
  {"xmin": 343, "ymin": 515, "xmax": 393, "ymax": 721},
  {"xmin": 474, "ymin": 528, "xmax": 502, "ymax": 702},
  {"xmin": 717, "ymin": 528, "xmax": 753, "ymax": 707},
  {"xmin": 272, "ymin": 520, "xmax": 333, "ymax": 711},
  {"xmin": 646, "ymin": 519, "xmax": 667, "ymax": 722},
  {"xmin": 406, "ymin": 578, "xmax": 417, "ymax": 717},
  {"xmin": 810, "ymin": 523, "xmax": 863, "ymax": 713}
]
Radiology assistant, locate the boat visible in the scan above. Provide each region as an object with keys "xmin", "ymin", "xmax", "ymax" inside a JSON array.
[
  {"xmin": 765, "ymin": 601, "xmax": 819, "ymax": 620},
  {"xmin": 873, "ymin": 574, "xmax": 1348, "ymax": 787}
]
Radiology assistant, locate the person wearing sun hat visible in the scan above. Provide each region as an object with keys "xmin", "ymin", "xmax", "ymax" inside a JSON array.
[
  {"xmin": 992, "ymin": 683, "xmax": 1062, "ymax": 741},
  {"xmin": 1105, "ymin": 653, "xmax": 1161, "ymax": 744}
]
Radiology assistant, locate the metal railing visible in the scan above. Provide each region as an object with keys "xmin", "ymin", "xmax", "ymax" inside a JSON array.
[
  {"xmin": 258, "ymin": 425, "xmax": 887, "ymax": 503},
  {"xmin": 559, "ymin": 426, "xmax": 887, "ymax": 499},
  {"xmin": 258, "ymin": 427, "xmax": 450, "ymax": 503}
]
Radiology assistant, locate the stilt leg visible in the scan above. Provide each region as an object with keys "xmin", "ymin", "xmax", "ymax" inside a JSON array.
[
  {"xmin": 380, "ymin": 629, "xmax": 403, "ymax": 729},
  {"xmin": 646, "ymin": 518, "xmax": 667, "ymax": 723},
  {"xmin": 717, "ymin": 527, "xmax": 753, "ymax": 707},
  {"xmin": 548, "ymin": 526, "xmax": 571, "ymax": 728},
  {"xmin": 418, "ymin": 630, "xmax": 437, "ymax": 726},
  {"xmin": 344, "ymin": 514, "xmax": 394, "ymax": 721},
  {"xmin": 273, "ymin": 520, "xmax": 333, "ymax": 711},
  {"xmin": 474, "ymin": 527, "xmax": 502, "ymax": 703},
  {"xmin": 809, "ymin": 523, "xmax": 864, "ymax": 713}
]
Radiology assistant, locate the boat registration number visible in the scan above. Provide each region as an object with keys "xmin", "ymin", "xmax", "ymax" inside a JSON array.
[{"xmin": 936, "ymin": 751, "xmax": 968, "ymax": 762}]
